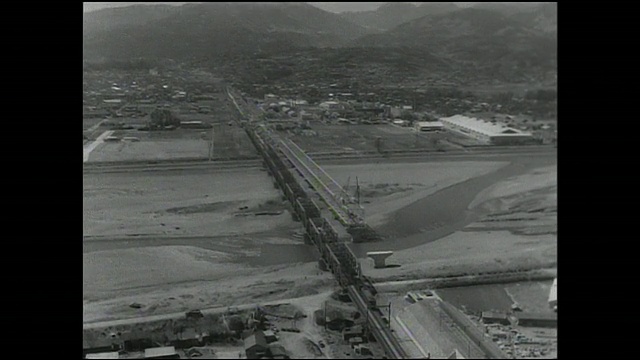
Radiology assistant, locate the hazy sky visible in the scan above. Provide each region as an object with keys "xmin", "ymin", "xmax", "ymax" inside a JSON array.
[{"xmin": 82, "ymin": 2, "xmax": 470, "ymax": 13}]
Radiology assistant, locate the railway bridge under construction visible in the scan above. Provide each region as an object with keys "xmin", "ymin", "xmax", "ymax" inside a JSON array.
[{"xmin": 228, "ymin": 88, "xmax": 409, "ymax": 359}]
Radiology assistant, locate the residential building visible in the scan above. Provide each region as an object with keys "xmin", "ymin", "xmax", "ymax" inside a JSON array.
[
  {"xmin": 268, "ymin": 344, "xmax": 289, "ymax": 359},
  {"xmin": 481, "ymin": 311, "xmax": 511, "ymax": 326},
  {"xmin": 172, "ymin": 327, "xmax": 202, "ymax": 348},
  {"xmin": 83, "ymin": 336, "xmax": 121, "ymax": 357},
  {"xmin": 244, "ymin": 330, "xmax": 268, "ymax": 359},
  {"xmin": 343, "ymin": 325, "xmax": 364, "ymax": 341},
  {"xmin": 263, "ymin": 330, "xmax": 278, "ymax": 343}
]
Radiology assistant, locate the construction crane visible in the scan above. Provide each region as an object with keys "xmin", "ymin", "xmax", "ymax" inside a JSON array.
[
  {"xmin": 341, "ymin": 176, "xmax": 365, "ymax": 222},
  {"xmin": 341, "ymin": 177, "xmax": 359, "ymax": 206}
]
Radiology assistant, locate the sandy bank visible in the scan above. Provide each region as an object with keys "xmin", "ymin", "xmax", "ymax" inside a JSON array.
[
  {"xmin": 361, "ymin": 230, "xmax": 557, "ymax": 282},
  {"xmin": 323, "ymin": 161, "xmax": 509, "ymax": 226},
  {"xmin": 469, "ymin": 165, "xmax": 557, "ymax": 210},
  {"xmin": 83, "ymin": 253, "xmax": 334, "ymax": 323}
]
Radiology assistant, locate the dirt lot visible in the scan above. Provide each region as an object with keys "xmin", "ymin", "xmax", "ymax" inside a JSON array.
[{"xmin": 284, "ymin": 123, "xmax": 482, "ymax": 154}]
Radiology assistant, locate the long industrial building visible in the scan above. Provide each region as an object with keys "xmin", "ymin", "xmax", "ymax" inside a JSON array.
[{"xmin": 440, "ymin": 115, "xmax": 533, "ymax": 145}]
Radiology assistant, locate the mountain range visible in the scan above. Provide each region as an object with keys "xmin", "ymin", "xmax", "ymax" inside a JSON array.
[
  {"xmin": 341, "ymin": 2, "xmax": 460, "ymax": 31},
  {"xmin": 83, "ymin": 2, "xmax": 556, "ymax": 84},
  {"xmin": 83, "ymin": 2, "xmax": 375, "ymax": 61}
]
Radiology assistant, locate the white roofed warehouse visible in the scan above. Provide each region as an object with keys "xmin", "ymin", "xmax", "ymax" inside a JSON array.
[{"xmin": 440, "ymin": 115, "xmax": 534, "ymax": 145}]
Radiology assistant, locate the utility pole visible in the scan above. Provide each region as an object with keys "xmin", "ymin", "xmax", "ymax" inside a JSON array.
[
  {"xmin": 324, "ymin": 301, "xmax": 327, "ymax": 331},
  {"xmin": 413, "ymin": 91, "xmax": 416, "ymax": 112},
  {"xmin": 355, "ymin": 176, "xmax": 360, "ymax": 206},
  {"xmin": 388, "ymin": 302, "xmax": 392, "ymax": 329},
  {"xmin": 209, "ymin": 125, "xmax": 214, "ymax": 161},
  {"xmin": 378, "ymin": 303, "xmax": 392, "ymax": 329}
]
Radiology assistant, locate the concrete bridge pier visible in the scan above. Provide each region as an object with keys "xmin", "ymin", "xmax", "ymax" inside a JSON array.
[{"xmin": 367, "ymin": 251, "xmax": 394, "ymax": 269}]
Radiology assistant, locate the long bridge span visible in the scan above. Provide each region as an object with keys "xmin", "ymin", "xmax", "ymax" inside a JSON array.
[{"xmin": 227, "ymin": 88, "xmax": 409, "ymax": 359}]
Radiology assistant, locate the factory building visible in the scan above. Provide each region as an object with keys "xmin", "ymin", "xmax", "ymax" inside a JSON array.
[
  {"xmin": 414, "ymin": 121, "xmax": 445, "ymax": 132},
  {"xmin": 440, "ymin": 115, "xmax": 533, "ymax": 145}
]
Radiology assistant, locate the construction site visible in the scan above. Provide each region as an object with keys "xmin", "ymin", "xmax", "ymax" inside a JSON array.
[{"xmin": 84, "ymin": 76, "xmax": 557, "ymax": 359}]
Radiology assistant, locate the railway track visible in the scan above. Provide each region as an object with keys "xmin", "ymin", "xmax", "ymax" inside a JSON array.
[
  {"xmin": 348, "ymin": 285, "xmax": 408, "ymax": 359},
  {"xmin": 277, "ymin": 138, "xmax": 356, "ymax": 226},
  {"xmin": 227, "ymin": 89, "xmax": 410, "ymax": 358}
]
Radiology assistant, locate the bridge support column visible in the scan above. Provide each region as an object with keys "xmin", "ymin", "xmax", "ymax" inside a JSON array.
[{"xmin": 366, "ymin": 251, "xmax": 394, "ymax": 269}]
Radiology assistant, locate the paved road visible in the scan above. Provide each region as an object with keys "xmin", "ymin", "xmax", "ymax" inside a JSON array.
[
  {"xmin": 83, "ymin": 293, "xmax": 321, "ymax": 328},
  {"xmin": 82, "ymin": 158, "xmax": 262, "ymax": 174},
  {"xmin": 85, "ymin": 119, "xmax": 108, "ymax": 134},
  {"xmin": 81, "ymin": 146, "xmax": 556, "ymax": 174}
]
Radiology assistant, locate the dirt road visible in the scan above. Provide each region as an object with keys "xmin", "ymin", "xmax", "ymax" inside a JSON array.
[{"xmin": 84, "ymin": 130, "xmax": 114, "ymax": 162}]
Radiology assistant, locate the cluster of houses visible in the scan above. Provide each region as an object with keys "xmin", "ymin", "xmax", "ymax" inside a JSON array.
[
  {"xmin": 83, "ymin": 324, "xmax": 217, "ymax": 359},
  {"xmin": 83, "ymin": 68, "xmax": 223, "ymax": 126},
  {"xmin": 258, "ymin": 92, "xmax": 421, "ymax": 126},
  {"xmin": 481, "ymin": 310, "xmax": 557, "ymax": 328},
  {"xmin": 83, "ymin": 307, "xmax": 288, "ymax": 359},
  {"xmin": 311, "ymin": 300, "xmax": 373, "ymax": 357},
  {"xmin": 257, "ymin": 92, "xmax": 536, "ymax": 146}
]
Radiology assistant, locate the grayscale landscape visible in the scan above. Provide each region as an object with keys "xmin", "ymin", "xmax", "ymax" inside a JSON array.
[{"xmin": 83, "ymin": 2, "xmax": 557, "ymax": 359}]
